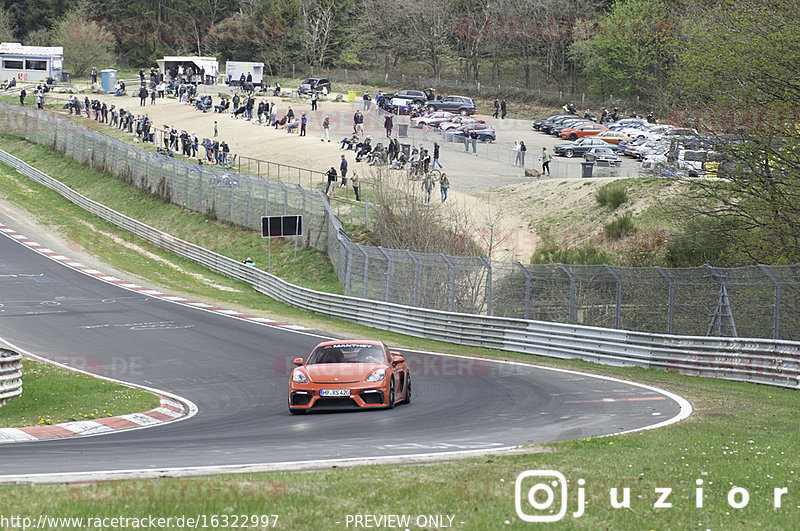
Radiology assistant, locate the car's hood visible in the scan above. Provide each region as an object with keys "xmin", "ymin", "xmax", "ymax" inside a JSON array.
[{"xmin": 303, "ymin": 363, "xmax": 385, "ymax": 384}]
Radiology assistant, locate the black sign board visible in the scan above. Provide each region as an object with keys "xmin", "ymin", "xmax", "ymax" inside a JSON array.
[{"xmin": 261, "ymin": 215, "xmax": 303, "ymax": 238}]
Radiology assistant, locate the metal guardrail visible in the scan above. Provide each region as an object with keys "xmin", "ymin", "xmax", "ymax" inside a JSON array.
[
  {"xmin": 0, "ymin": 349, "xmax": 22, "ymax": 406},
  {"xmin": 1, "ymin": 148, "xmax": 798, "ymax": 389}
]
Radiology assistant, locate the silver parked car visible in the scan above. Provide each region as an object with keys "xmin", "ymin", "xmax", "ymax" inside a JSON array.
[{"xmin": 583, "ymin": 147, "xmax": 622, "ymax": 166}]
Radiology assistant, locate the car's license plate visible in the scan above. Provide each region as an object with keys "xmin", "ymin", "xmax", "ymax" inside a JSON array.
[{"xmin": 320, "ymin": 389, "xmax": 350, "ymax": 397}]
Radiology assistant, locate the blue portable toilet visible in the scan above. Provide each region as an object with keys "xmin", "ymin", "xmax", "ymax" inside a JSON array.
[{"xmin": 100, "ymin": 69, "xmax": 116, "ymax": 93}]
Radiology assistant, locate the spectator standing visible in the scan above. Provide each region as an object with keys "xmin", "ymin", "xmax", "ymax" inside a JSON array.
[
  {"xmin": 432, "ymin": 142, "xmax": 443, "ymax": 169},
  {"xmin": 492, "ymin": 99, "xmax": 499, "ymax": 119},
  {"xmin": 138, "ymin": 85, "xmax": 147, "ymax": 106},
  {"xmin": 470, "ymin": 131, "xmax": 478, "ymax": 154},
  {"xmin": 339, "ymin": 154, "xmax": 348, "ymax": 187},
  {"xmin": 513, "ymin": 141, "xmax": 520, "ymax": 166},
  {"xmin": 321, "ymin": 115, "xmax": 331, "ymax": 142},
  {"xmin": 541, "ymin": 147, "xmax": 552, "ymax": 176},
  {"xmin": 300, "ymin": 112, "xmax": 307, "ymax": 136},
  {"xmin": 384, "ymin": 114, "xmax": 393, "ymax": 137},
  {"xmin": 213, "ymin": 121, "xmax": 218, "ymax": 137},
  {"xmin": 440, "ymin": 173, "xmax": 449, "ymax": 203},
  {"xmin": 19, "ymin": 88, "xmax": 25, "ymax": 106},
  {"xmin": 325, "ymin": 167, "xmax": 337, "ymax": 196},
  {"xmin": 422, "ymin": 173, "xmax": 435, "ymax": 205},
  {"xmin": 363, "ymin": 92, "xmax": 370, "ymax": 111},
  {"xmin": 91, "ymin": 66, "xmax": 98, "ymax": 85},
  {"xmin": 311, "ymin": 90, "xmax": 318, "ymax": 111},
  {"xmin": 519, "ymin": 141, "xmax": 527, "ymax": 167},
  {"xmin": 150, "ymin": 87, "xmax": 156, "ymax": 104},
  {"xmin": 500, "ymin": 99, "xmax": 507, "ymax": 119}
]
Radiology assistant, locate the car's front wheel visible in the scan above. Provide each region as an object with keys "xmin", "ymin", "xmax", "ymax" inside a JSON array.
[
  {"xmin": 387, "ymin": 380, "xmax": 395, "ymax": 409},
  {"xmin": 569, "ymin": 133, "xmax": 578, "ymax": 141},
  {"xmin": 564, "ymin": 149, "xmax": 574, "ymax": 158}
]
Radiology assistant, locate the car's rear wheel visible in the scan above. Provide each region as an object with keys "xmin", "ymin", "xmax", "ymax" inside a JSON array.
[
  {"xmin": 565, "ymin": 149, "xmax": 574, "ymax": 158},
  {"xmin": 460, "ymin": 109, "xmax": 469, "ymax": 116},
  {"xmin": 387, "ymin": 380, "xmax": 395, "ymax": 409},
  {"xmin": 401, "ymin": 375, "xmax": 411, "ymax": 404}
]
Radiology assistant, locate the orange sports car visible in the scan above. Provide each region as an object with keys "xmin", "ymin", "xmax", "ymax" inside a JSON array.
[{"xmin": 288, "ymin": 340, "xmax": 411, "ymax": 414}]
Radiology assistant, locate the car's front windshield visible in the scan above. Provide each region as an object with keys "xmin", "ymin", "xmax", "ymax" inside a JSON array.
[{"xmin": 307, "ymin": 344, "xmax": 387, "ymax": 365}]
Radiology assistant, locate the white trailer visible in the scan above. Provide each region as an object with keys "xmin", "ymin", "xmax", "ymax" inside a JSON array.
[{"xmin": 225, "ymin": 61, "xmax": 264, "ymax": 86}]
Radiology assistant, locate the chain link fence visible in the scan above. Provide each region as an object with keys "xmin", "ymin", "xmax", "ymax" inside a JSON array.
[{"xmin": 2, "ymin": 104, "xmax": 798, "ymax": 341}]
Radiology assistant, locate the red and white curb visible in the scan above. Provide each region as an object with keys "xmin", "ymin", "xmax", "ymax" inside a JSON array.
[
  {"xmin": 0, "ymin": 397, "xmax": 186, "ymax": 443},
  {"xmin": 0, "ymin": 224, "xmax": 306, "ymax": 331}
]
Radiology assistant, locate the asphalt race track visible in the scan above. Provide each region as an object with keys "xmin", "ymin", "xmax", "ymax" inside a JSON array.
[{"xmin": 0, "ymin": 222, "xmax": 688, "ymax": 481}]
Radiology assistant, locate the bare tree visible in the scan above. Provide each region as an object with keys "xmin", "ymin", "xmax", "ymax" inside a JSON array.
[
  {"xmin": 300, "ymin": 0, "xmax": 336, "ymax": 67},
  {"xmin": 404, "ymin": 0, "xmax": 456, "ymax": 79}
]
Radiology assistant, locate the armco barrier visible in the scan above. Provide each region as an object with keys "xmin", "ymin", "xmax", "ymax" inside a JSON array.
[
  {"xmin": 1, "ymin": 150, "xmax": 799, "ymax": 389},
  {"xmin": 0, "ymin": 349, "xmax": 22, "ymax": 406}
]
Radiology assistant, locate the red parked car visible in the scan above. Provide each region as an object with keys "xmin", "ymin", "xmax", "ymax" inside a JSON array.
[{"xmin": 559, "ymin": 123, "xmax": 609, "ymax": 141}]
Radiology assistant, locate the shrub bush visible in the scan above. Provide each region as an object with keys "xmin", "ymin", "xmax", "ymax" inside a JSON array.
[
  {"xmin": 531, "ymin": 245, "xmax": 611, "ymax": 265},
  {"xmin": 604, "ymin": 212, "xmax": 636, "ymax": 240},
  {"xmin": 595, "ymin": 182, "xmax": 628, "ymax": 209}
]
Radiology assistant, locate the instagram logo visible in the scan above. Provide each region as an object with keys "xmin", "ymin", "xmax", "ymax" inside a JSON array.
[{"xmin": 515, "ymin": 470, "xmax": 583, "ymax": 522}]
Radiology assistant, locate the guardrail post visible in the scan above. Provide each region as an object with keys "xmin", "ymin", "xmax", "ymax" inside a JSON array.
[
  {"xmin": 557, "ymin": 263, "xmax": 576, "ymax": 324},
  {"xmin": 357, "ymin": 244, "xmax": 369, "ymax": 298},
  {"xmin": 655, "ymin": 266, "xmax": 675, "ymax": 334},
  {"xmin": 344, "ymin": 240, "xmax": 353, "ymax": 296},
  {"xmin": 706, "ymin": 265, "xmax": 737, "ymax": 337},
  {"xmin": 515, "ymin": 262, "xmax": 533, "ymax": 320},
  {"xmin": 407, "ymin": 250, "xmax": 420, "ymax": 307},
  {"xmin": 605, "ymin": 264, "xmax": 623, "ymax": 329},
  {"xmin": 230, "ymin": 180, "xmax": 235, "ymax": 223},
  {"xmin": 478, "ymin": 257, "xmax": 493, "ymax": 316},
  {"xmin": 378, "ymin": 247, "xmax": 393, "ymax": 302},
  {"xmin": 758, "ymin": 264, "xmax": 781, "ymax": 339},
  {"xmin": 277, "ymin": 180, "xmax": 288, "ymax": 215},
  {"xmin": 441, "ymin": 254, "xmax": 456, "ymax": 312}
]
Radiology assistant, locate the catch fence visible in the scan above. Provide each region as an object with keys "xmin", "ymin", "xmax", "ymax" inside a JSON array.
[{"xmin": 1, "ymin": 103, "xmax": 798, "ymax": 340}]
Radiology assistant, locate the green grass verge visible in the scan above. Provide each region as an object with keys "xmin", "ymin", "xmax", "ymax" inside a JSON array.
[
  {"xmin": 0, "ymin": 134, "xmax": 797, "ymax": 528},
  {"xmin": 0, "ymin": 360, "xmax": 158, "ymax": 428},
  {"xmin": 0, "ymin": 134, "xmax": 341, "ymax": 295}
]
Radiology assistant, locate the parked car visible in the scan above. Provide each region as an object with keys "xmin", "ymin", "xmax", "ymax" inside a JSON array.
[
  {"xmin": 550, "ymin": 119, "xmax": 593, "ymax": 137},
  {"xmin": 618, "ymin": 137, "xmax": 649, "ymax": 156},
  {"xmin": 540, "ymin": 115, "xmax": 585, "ymax": 134},
  {"xmin": 534, "ymin": 114, "xmax": 577, "ymax": 130},
  {"xmin": 583, "ymin": 147, "xmax": 622, "ymax": 165},
  {"xmin": 451, "ymin": 125, "xmax": 496, "ymax": 142},
  {"xmin": 410, "ymin": 111, "xmax": 455, "ymax": 128},
  {"xmin": 626, "ymin": 138, "xmax": 666, "ymax": 159},
  {"xmin": 559, "ymin": 123, "xmax": 609, "ymax": 141},
  {"xmin": 381, "ymin": 89, "xmax": 428, "ymax": 106},
  {"xmin": 554, "ymin": 137, "xmax": 619, "ymax": 158},
  {"xmin": 439, "ymin": 116, "xmax": 486, "ymax": 131},
  {"xmin": 425, "ymin": 95, "xmax": 477, "ymax": 116},
  {"xmin": 297, "ymin": 77, "xmax": 330, "ymax": 95},
  {"xmin": 594, "ymin": 130, "xmax": 633, "ymax": 145}
]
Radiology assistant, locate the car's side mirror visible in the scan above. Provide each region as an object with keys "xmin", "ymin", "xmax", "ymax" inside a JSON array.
[
  {"xmin": 293, "ymin": 357, "xmax": 304, "ymax": 366},
  {"xmin": 391, "ymin": 353, "xmax": 405, "ymax": 366}
]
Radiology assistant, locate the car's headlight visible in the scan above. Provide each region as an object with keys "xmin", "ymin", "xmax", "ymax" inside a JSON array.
[
  {"xmin": 292, "ymin": 369, "xmax": 308, "ymax": 383},
  {"xmin": 366, "ymin": 368, "xmax": 386, "ymax": 382}
]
